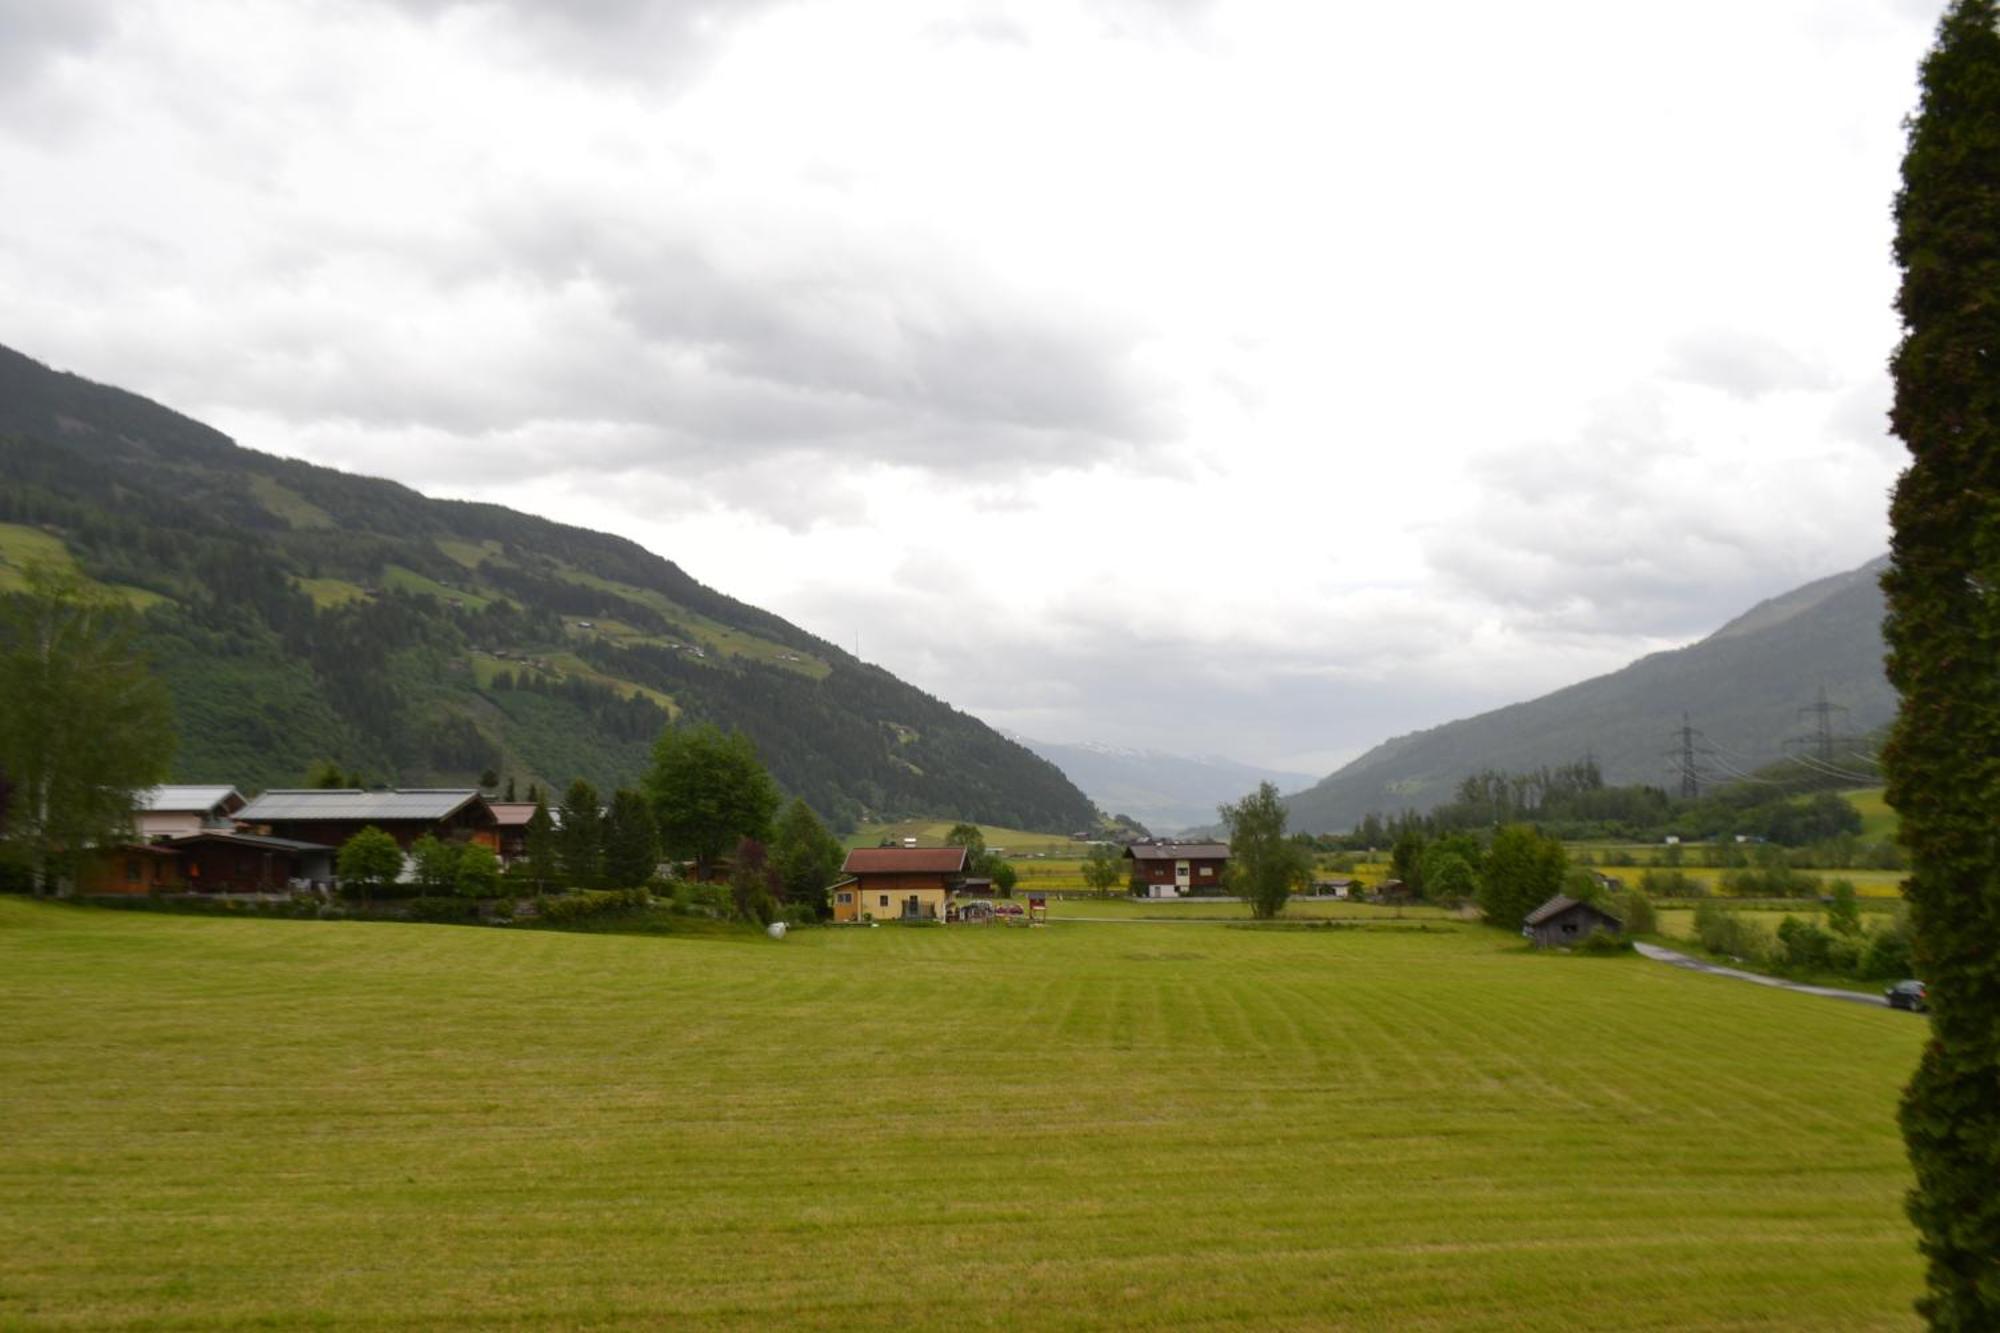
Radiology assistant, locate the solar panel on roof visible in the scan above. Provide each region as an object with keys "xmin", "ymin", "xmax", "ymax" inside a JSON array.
[{"xmin": 235, "ymin": 789, "xmax": 480, "ymax": 822}]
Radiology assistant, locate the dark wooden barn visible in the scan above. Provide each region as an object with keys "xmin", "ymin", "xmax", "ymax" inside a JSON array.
[{"xmin": 1521, "ymin": 894, "xmax": 1623, "ymax": 948}]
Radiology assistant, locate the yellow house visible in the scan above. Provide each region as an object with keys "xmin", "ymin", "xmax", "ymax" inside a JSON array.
[{"xmin": 831, "ymin": 846, "xmax": 968, "ymax": 922}]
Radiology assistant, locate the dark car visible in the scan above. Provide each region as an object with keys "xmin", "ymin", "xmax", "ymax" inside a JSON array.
[{"xmin": 1886, "ymin": 979, "xmax": 1928, "ymax": 1012}]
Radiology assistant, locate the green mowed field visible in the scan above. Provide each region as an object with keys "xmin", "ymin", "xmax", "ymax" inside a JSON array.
[{"xmin": 0, "ymin": 899, "xmax": 1924, "ymax": 1330}]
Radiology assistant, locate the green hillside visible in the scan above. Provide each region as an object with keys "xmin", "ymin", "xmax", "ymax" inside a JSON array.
[
  {"xmin": 0, "ymin": 344, "xmax": 1093, "ymax": 832},
  {"xmin": 1286, "ymin": 559, "xmax": 1897, "ymax": 832}
]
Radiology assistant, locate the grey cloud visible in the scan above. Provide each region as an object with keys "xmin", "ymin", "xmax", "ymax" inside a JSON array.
[
  {"xmin": 1426, "ymin": 392, "xmax": 1854, "ymax": 641},
  {"xmin": 1664, "ymin": 328, "xmax": 1833, "ymax": 399},
  {"xmin": 790, "ymin": 579, "xmax": 1526, "ymax": 777},
  {"xmin": 376, "ymin": 0, "xmax": 790, "ymax": 82},
  {"xmin": 0, "ymin": 0, "xmax": 118, "ymax": 83},
  {"xmin": 196, "ymin": 197, "xmax": 1165, "ymax": 490}
]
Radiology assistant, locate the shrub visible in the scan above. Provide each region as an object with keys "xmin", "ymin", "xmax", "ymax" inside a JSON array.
[
  {"xmin": 409, "ymin": 835, "xmax": 461, "ymax": 894},
  {"xmin": 1574, "ymin": 929, "xmax": 1633, "ymax": 955},
  {"xmin": 534, "ymin": 887, "xmax": 652, "ymax": 925},
  {"xmin": 454, "ymin": 843, "xmax": 502, "ymax": 898},
  {"xmin": 1776, "ymin": 916, "xmax": 1834, "ymax": 972},
  {"xmin": 1640, "ymin": 867, "xmax": 1702, "ymax": 897},
  {"xmin": 1863, "ymin": 912, "xmax": 1915, "ymax": 979},
  {"xmin": 1617, "ymin": 890, "xmax": 1658, "ymax": 934},
  {"xmin": 406, "ymin": 895, "xmax": 481, "ymax": 924},
  {"xmin": 1694, "ymin": 901, "xmax": 1767, "ymax": 962},
  {"xmin": 1718, "ymin": 864, "xmax": 1822, "ymax": 898}
]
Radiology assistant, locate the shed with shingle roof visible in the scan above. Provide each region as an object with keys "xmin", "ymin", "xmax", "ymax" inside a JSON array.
[{"xmin": 1521, "ymin": 894, "xmax": 1623, "ymax": 948}]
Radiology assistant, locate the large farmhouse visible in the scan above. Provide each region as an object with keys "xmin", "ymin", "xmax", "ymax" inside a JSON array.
[
  {"xmin": 233, "ymin": 788, "xmax": 499, "ymax": 852},
  {"xmin": 1124, "ymin": 841, "xmax": 1231, "ymax": 898},
  {"xmin": 831, "ymin": 846, "xmax": 969, "ymax": 922}
]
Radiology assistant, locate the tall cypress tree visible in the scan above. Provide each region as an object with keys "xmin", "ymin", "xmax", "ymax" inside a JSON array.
[{"xmin": 1882, "ymin": 3, "xmax": 2000, "ymax": 1324}]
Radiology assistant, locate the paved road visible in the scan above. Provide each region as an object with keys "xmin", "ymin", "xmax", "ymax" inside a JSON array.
[{"xmin": 1635, "ymin": 941, "xmax": 1890, "ymax": 1008}]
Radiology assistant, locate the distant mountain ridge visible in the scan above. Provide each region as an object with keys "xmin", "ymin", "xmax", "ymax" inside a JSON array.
[
  {"xmin": 1283, "ymin": 557, "xmax": 1895, "ymax": 833},
  {"xmin": 0, "ymin": 343, "xmax": 1096, "ymax": 832},
  {"xmin": 1017, "ymin": 735, "xmax": 1314, "ymax": 833}
]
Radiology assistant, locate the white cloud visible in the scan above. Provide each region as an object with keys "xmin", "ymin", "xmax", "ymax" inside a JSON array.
[{"xmin": 0, "ymin": 0, "xmax": 1934, "ymax": 770}]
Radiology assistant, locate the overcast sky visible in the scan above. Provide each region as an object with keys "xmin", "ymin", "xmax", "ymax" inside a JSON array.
[{"xmin": 0, "ymin": 0, "xmax": 1935, "ymax": 774}]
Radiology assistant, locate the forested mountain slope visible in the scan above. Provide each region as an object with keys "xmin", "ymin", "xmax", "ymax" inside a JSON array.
[
  {"xmin": 1284, "ymin": 558, "xmax": 1896, "ymax": 833},
  {"xmin": 0, "ymin": 344, "xmax": 1094, "ymax": 832}
]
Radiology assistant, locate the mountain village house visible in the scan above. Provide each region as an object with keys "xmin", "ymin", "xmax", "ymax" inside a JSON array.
[
  {"xmin": 486, "ymin": 802, "xmax": 541, "ymax": 863},
  {"xmin": 134, "ymin": 785, "xmax": 246, "ymax": 839},
  {"xmin": 830, "ymin": 846, "xmax": 969, "ymax": 922},
  {"xmin": 1124, "ymin": 841, "xmax": 1231, "ymax": 898}
]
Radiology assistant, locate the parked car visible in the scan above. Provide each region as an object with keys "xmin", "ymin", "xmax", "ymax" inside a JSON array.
[
  {"xmin": 1886, "ymin": 979, "xmax": 1928, "ymax": 1012},
  {"xmin": 994, "ymin": 901, "xmax": 1025, "ymax": 917}
]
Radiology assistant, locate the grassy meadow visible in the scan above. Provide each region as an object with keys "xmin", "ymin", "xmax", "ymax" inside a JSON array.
[{"xmin": 0, "ymin": 897, "xmax": 1925, "ymax": 1330}]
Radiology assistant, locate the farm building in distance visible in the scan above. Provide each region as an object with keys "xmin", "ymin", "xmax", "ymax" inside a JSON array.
[
  {"xmin": 1124, "ymin": 841, "xmax": 1230, "ymax": 898},
  {"xmin": 832, "ymin": 846, "xmax": 969, "ymax": 922},
  {"xmin": 1522, "ymin": 895, "xmax": 1623, "ymax": 948},
  {"xmin": 133, "ymin": 785, "xmax": 246, "ymax": 839},
  {"xmin": 233, "ymin": 789, "xmax": 499, "ymax": 853}
]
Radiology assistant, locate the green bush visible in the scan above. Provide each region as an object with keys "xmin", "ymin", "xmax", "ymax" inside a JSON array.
[
  {"xmin": 1640, "ymin": 867, "xmax": 1702, "ymax": 897},
  {"xmin": 1776, "ymin": 916, "xmax": 1833, "ymax": 971},
  {"xmin": 1574, "ymin": 929, "xmax": 1633, "ymax": 955},
  {"xmin": 406, "ymin": 895, "xmax": 481, "ymax": 924},
  {"xmin": 1863, "ymin": 914, "xmax": 1915, "ymax": 979},
  {"xmin": 1694, "ymin": 901, "xmax": 1767, "ymax": 963},
  {"xmin": 535, "ymin": 887, "xmax": 652, "ymax": 925},
  {"xmin": 1718, "ymin": 864, "xmax": 1821, "ymax": 898},
  {"xmin": 1617, "ymin": 890, "xmax": 1657, "ymax": 934}
]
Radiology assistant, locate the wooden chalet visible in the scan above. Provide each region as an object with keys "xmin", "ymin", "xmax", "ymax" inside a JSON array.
[
  {"xmin": 831, "ymin": 846, "xmax": 969, "ymax": 922},
  {"xmin": 1123, "ymin": 841, "xmax": 1230, "ymax": 898},
  {"xmin": 78, "ymin": 843, "xmax": 183, "ymax": 895},
  {"xmin": 232, "ymin": 788, "xmax": 498, "ymax": 853},
  {"xmin": 486, "ymin": 802, "xmax": 541, "ymax": 864},
  {"xmin": 134, "ymin": 785, "xmax": 246, "ymax": 839},
  {"xmin": 1521, "ymin": 894, "xmax": 1623, "ymax": 948}
]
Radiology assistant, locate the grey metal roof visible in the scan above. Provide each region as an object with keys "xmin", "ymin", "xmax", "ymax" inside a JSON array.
[
  {"xmin": 138, "ymin": 785, "xmax": 243, "ymax": 813},
  {"xmin": 1125, "ymin": 842, "xmax": 1230, "ymax": 861},
  {"xmin": 170, "ymin": 831, "xmax": 337, "ymax": 853},
  {"xmin": 235, "ymin": 789, "xmax": 484, "ymax": 823}
]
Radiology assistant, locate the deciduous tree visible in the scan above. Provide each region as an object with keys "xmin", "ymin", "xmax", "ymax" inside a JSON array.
[
  {"xmin": 454, "ymin": 841, "xmax": 502, "ymax": 898},
  {"xmin": 336, "ymin": 826, "xmax": 404, "ymax": 900},
  {"xmin": 1219, "ymin": 782, "xmax": 1308, "ymax": 920},
  {"xmin": 1882, "ymin": 3, "xmax": 2000, "ymax": 1322},
  {"xmin": 409, "ymin": 834, "xmax": 460, "ymax": 893},
  {"xmin": 644, "ymin": 725, "xmax": 779, "ymax": 879},
  {"xmin": 0, "ymin": 564, "xmax": 175, "ymax": 893},
  {"xmin": 1081, "ymin": 842, "xmax": 1125, "ymax": 892},
  {"xmin": 1476, "ymin": 825, "xmax": 1567, "ymax": 932}
]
